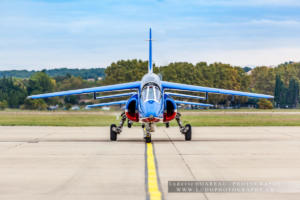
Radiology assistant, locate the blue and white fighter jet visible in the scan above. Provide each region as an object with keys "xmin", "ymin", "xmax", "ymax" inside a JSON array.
[{"xmin": 28, "ymin": 29, "xmax": 273, "ymax": 143}]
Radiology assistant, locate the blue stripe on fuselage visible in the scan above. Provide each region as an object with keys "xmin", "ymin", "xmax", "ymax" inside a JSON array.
[{"xmin": 140, "ymin": 100, "xmax": 163, "ymax": 119}]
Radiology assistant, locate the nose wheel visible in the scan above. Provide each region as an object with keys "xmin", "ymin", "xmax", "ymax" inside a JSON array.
[
  {"xmin": 145, "ymin": 135, "xmax": 151, "ymax": 143},
  {"xmin": 143, "ymin": 123, "xmax": 152, "ymax": 143}
]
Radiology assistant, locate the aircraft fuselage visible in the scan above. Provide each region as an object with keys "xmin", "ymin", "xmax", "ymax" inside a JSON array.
[{"xmin": 125, "ymin": 73, "xmax": 177, "ymax": 124}]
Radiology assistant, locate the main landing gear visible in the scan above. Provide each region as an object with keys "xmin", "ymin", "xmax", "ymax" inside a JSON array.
[
  {"xmin": 110, "ymin": 112, "xmax": 126, "ymax": 141},
  {"xmin": 127, "ymin": 120, "xmax": 133, "ymax": 128},
  {"xmin": 165, "ymin": 122, "xmax": 170, "ymax": 128},
  {"xmin": 110, "ymin": 112, "xmax": 191, "ymax": 142},
  {"xmin": 175, "ymin": 113, "xmax": 192, "ymax": 141}
]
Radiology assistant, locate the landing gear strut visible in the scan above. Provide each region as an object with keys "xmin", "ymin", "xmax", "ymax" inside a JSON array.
[
  {"xmin": 143, "ymin": 123, "xmax": 152, "ymax": 143},
  {"xmin": 175, "ymin": 113, "xmax": 192, "ymax": 141},
  {"xmin": 110, "ymin": 112, "xmax": 127, "ymax": 141}
]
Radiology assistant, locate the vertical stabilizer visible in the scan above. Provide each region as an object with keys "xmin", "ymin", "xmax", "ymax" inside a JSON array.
[{"xmin": 148, "ymin": 28, "xmax": 153, "ymax": 73}]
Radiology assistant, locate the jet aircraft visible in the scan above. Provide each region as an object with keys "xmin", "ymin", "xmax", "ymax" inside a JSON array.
[{"xmin": 28, "ymin": 29, "xmax": 274, "ymax": 143}]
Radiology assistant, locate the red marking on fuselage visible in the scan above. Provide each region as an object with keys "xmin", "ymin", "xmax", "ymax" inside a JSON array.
[
  {"xmin": 163, "ymin": 111, "xmax": 177, "ymax": 122},
  {"xmin": 125, "ymin": 112, "xmax": 139, "ymax": 122},
  {"xmin": 141, "ymin": 117, "xmax": 160, "ymax": 123}
]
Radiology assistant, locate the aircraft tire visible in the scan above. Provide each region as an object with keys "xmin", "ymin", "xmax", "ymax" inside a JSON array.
[
  {"xmin": 166, "ymin": 122, "xmax": 169, "ymax": 128},
  {"xmin": 128, "ymin": 121, "xmax": 132, "ymax": 128},
  {"xmin": 185, "ymin": 124, "xmax": 192, "ymax": 141},
  {"xmin": 145, "ymin": 135, "xmax": 151, "ymax": 143},
  {"xmin": 110, "ymin": 124, "xmax": 117, "ymax": 141}
]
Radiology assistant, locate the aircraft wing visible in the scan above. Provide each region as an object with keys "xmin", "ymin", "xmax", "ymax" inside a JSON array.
[
  {"xmin": 162, "ymin": 81, "xmax": 273, "ymax": 99},
  {"xmin": 28, "ymin": 81, "xmax": 141, "ymax": 99}
]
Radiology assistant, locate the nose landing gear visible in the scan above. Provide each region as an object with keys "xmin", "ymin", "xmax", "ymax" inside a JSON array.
[
  {"xmin": 175, "ymin": 113, "xmax": 192, "ymax": 141},
  {"xmin": 143, "ymin": 123, "xmax": 152, "ymax": 143},
  {"xmin": 145, "ymin": 134, "xmax": 151, "ymax": 143}
]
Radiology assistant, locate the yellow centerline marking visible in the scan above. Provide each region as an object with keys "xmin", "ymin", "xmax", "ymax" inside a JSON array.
[{"xmin": 146, "ymin": 143, "xmax": 162, "ymax": 200}]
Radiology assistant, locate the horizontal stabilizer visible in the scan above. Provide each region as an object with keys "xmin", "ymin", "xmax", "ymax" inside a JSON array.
[
  {"xmin": 96, "ymin": 92, "xmax": 136, "ymax": 100},
  {"xmin": 174, "ymin": 100, "xmax": 213, "ymax": 107},
  {"xmin": 86, "ymin": 100, "xmax": 127, "ymax": 108},
  {"xmin": 165, "ymin": 92, "xmax": 206, "ymax": 100}
]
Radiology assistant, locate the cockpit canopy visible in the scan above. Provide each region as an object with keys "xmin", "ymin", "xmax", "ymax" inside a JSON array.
[{"xmin": 141, "ymin": 84, "xmax": 161, "ymax": 102}]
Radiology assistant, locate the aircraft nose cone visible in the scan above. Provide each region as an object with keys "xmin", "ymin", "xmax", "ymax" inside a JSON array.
[{"xmin": 144, "ymin": 101, "xmax": 160, "ymax": 118}]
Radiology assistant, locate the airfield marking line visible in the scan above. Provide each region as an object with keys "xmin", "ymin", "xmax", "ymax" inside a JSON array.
[
  {"xmin": 164, "ymin": 129, "xmax": 210, "ymax": 200},
  {"xmin": 145, "ymin": 143, "xmax": 163, "ymax": 200}
]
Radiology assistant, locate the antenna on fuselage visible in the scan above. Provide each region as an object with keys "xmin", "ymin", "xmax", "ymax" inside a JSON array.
[{"xmin": 148, "ymin": 28, "xmax": 153, "ymax": 74}]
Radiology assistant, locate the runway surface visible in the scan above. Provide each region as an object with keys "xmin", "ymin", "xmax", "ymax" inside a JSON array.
[{"xmin": 0, "ymin": 126, "xmax": 300, "ymax": 200}]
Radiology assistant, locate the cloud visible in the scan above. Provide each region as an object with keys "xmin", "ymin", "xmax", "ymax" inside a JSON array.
[
  {"xmin": 155, "ymin": 46, "xmax": 300, "ymax": 67},
  {"xmin": 248, "ymin": 19, "xmax": 300, "ymax": 26},
  {"xmin": 1, "ymin": 0, "xmax": 300, "ymax": 69},
  {"xmin": 186, "ymin": 0, "xmax": 300, "ymax": 7}
]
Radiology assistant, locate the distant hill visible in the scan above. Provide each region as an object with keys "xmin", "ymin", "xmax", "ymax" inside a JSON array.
[{"xmin": 0, "ymin": 68, "xmax": 105, "ymax": 79}]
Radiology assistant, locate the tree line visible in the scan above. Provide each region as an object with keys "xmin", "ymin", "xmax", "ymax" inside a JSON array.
[
  {"xmin": 104, "ymin": 60, "xmax": 300, "ymax": 108},
  {"xmin": 0, "ymin": 60, "xmax": 300, "ymax": 110},
  {"xmin": 0, "ymin": 68, "xmax": 105, "ymax": 79},
  {"xmin": 0, "ymin": 72, "xmax": 100, "ymax": 110}
]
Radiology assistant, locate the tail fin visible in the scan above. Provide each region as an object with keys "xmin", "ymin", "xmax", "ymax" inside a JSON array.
[{"xmin": 148, "ymin": 28, "xmax": 153, "ymax": 73}]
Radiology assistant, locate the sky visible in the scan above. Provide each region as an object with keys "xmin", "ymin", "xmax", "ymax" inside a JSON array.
[{"xmin": 1, "ymin": 0, "xmax": 300, "ymax": 70}]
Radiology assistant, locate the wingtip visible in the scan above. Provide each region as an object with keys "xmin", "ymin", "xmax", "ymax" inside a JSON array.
[
  {"xmin": 266, "ymin": 95, "xmax": 274, "ymax": 99},
  {"xmin": 27, "ymin": 95, "xmax": 39, "ymax": 99}
]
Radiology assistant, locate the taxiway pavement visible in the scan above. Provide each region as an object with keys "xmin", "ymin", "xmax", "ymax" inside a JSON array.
[{"xmin": 0, "ymin": 126, "xmax": 300, "ymax": 200}]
